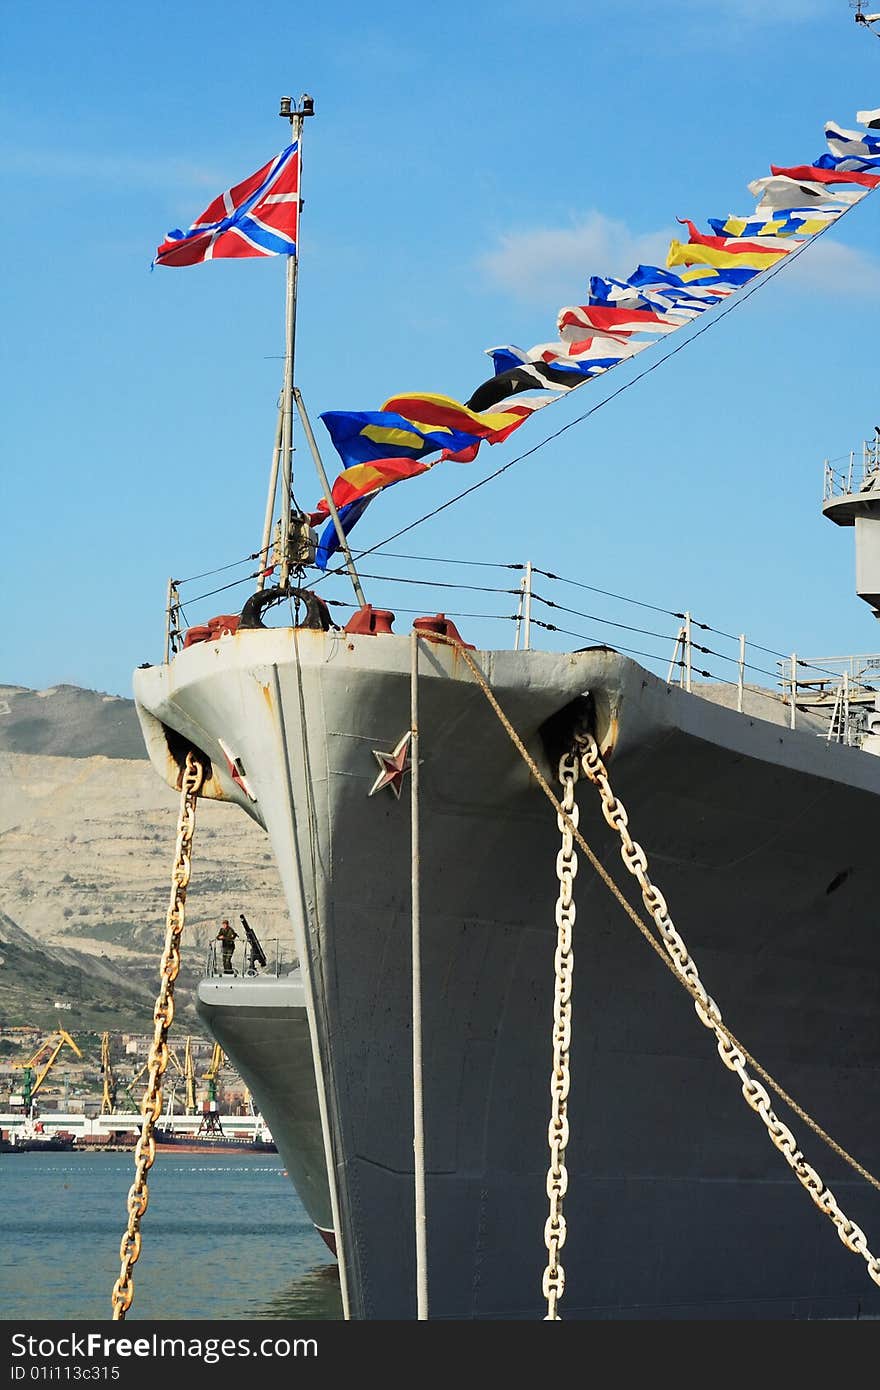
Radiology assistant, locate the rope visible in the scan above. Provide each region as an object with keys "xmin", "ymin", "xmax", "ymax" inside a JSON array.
[{"xmin": 422, "ymin": 632, "xmax": 880, "ymax": 1196}]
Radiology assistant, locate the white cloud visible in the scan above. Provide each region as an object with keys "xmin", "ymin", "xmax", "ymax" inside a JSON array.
[
  {"xmin": 478, "ymin": 212, "xmax": 674, "ymax": 306},
  {"xmin": 480, "ymin": 207, "xmax": 880, "ymax": 308},
  {"xmin": 784, "ymin": 237, "xmax": 880, "ymax": 295}
]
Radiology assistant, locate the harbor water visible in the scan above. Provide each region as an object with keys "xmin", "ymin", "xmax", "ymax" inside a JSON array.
[
  {"xmin": 1, "ymin": 1154, "xmax": 871, "ymax": 1330},
  {"xmin": 0, "ymin": 1149, "xmax": 342, "ymax": 1321}
]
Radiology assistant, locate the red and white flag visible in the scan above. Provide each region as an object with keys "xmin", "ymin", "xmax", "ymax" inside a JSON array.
[{"xmin": 154, "ymin": 143, "xmax": 300, "ymax": 267}]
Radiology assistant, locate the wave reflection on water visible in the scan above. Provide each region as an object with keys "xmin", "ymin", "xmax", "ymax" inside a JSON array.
[{"xmin": 244, "ymin": 1264, "xmax": 343, "ymax": 1321}]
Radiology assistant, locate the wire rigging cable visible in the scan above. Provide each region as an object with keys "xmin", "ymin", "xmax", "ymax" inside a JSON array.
[{"xmin": 316, "ymin": 202, "xmax": 860, "ymax": 583}]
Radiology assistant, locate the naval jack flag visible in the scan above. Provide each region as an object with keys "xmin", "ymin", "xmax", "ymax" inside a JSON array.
[{"xmin": 154, "ymin": 143, "xmax": 300, "ymax": 267}]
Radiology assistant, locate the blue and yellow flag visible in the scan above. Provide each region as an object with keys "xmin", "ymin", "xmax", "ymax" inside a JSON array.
[
  {"xmin": 308, "ymin": 103, "xmax": 877, "ymax": 554},
  {"xmin": 708, "ymin": 210, "xmax": 838, "ymax": 238},
  {"xmin": 319, "ymin": 407, "xmax": 481, "ymax": 471}
]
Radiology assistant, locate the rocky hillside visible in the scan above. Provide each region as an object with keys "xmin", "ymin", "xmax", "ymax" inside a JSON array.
[
  {"xmin": 0, "ymin": 683, "xmax": 295, "ymax": 1033},
  {"xmin": 0, "ymin": 683, "xmax": 147, "ymax": 759},
  {"xmin": 0, "ymin": 911, "xmax": 159, "ymax": 1033}
]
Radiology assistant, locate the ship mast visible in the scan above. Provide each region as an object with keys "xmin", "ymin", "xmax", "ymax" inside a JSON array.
[
  {"xmin": 258, "ymin": 94, "xmax": 366, "ymax": 606},
  {"xmin": 853, "ymin": 2, "xmax": 880, "ymax": 35},
  {"xmin": 279, "ymin": 92, "xmax": 313, "ymax": 592}
]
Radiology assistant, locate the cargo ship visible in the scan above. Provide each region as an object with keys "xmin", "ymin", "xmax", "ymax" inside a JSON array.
[{"xmin": 0, "ymin": 1115, "xmax": 77, "ymax": 1154}]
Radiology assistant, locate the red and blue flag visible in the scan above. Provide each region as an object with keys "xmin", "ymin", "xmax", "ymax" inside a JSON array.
[{"xmin": 154, "ymin": 143, "xmax": 300, "ymax": 267}]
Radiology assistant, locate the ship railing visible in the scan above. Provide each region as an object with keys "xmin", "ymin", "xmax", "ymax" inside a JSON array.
[
  {"xmin": 777, "ymin": 653, "xmax": 880, "ymax": 746},
  {"xmin": 823, "ymin": 437, "xmax": 880, "ymax": 501},
  {"xmin": 158, "ymin": 543, "xmax": 880, "ymax": 752},
  {"xmin": 665, "ymin": 619, "xmax": 880, "ymax": 747},
  {"xmin": 204, "ymin": 938, "xmax": 298, "ymax": 980},
  {"xmin": 666, "ymin": 614, "xmax": 760, "ymax": 714},
  {"xmin": 165, "ymin": 579, "xmax": 184, "ymax": 662}
]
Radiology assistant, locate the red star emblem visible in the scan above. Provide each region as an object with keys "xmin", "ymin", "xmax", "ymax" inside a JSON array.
[
  {"xmin": 368, "ymin": 732, "xmax": 412, "ymax": 800},
  {"xmin": 218, "ymin": 737, "xmax": 257, "ymax": 802}
]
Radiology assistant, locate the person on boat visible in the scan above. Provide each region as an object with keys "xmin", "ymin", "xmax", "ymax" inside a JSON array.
[{"xmin": 216, "ymin": 919, "xmax": 238, "ymax": 974}]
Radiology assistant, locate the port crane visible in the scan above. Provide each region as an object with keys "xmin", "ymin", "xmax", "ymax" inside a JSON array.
[
  {"xmin": 204, "ymin": 1043, "xmax": 226, "ymax": 1092},
  {"xmin": 99, "ymin": 1032, "xmax": 118, "ymax": 1114},
  {"xmin": 10, "ymin": 1029, "xmax": 83, "ymax": 1113},
  {"xmin": 183, "ymin": 1036, "xmax": 197, "ymax": 1114},
  {"xmin": 197, "ymin": 1043, "xmax": 226, "ymax": 1135},
  {"xmin": 157, "ymin": 1038, "xmax": 199, "ymax": 1117},
  {"xmin": 122, "ymin": 1043, "xmax": 187, "ymax": 1111}
]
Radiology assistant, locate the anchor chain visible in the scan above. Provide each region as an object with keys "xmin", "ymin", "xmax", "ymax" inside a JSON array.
[
  {"xmin": 579, "ymin": 732, "xmax": 880, "ymax": 1292},
  {"xmin": 542, "ymin": 748, "xmax": 581, "ymax": 1320},
  {"xmin": 111, "ymin": 750, "xmax": 205, "ymax": 1320},
  {"xmin": 419, "ymin": 632, "xmax": 880, "ymax": 1311},
  {"xmin": 419, "ymin": 633, "xmax": 880, "ymax": 1298}
]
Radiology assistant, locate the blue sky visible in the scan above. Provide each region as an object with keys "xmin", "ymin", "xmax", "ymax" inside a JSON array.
[{"xmin": 3, "ymin": 1, "xmax": 879, "ymax": 698}]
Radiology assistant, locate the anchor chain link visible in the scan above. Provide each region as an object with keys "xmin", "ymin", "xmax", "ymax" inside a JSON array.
[
  {"xmin": 111, "ymin": 751, "xmax": 205, "ymax": 1320},
  {"xmin": 579, "ymin": 732, "xmax": 880, "ymax": 1292},
  {"xmin": 542, "ymin": 747, "xmax": 581, "ymax": 1320},
  {"xmin": 422, "ymin": 635, "xmax": 880, "ymax": 1305}
]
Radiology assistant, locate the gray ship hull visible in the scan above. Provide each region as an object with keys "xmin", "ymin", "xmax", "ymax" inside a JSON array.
[
  {"xmin": 195, "ymin": 971, "xmax": 334, "ymax": 1243},
  {"xmin": 134, "ymin": 628, "xmax": 880, "ymax": 1319}
]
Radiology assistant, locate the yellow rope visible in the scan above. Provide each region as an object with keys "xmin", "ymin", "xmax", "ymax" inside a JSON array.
[{"xmin": 426, "ymin": 634, "xmax": 880, "ymax": 1196}]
